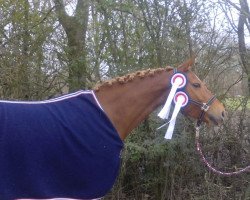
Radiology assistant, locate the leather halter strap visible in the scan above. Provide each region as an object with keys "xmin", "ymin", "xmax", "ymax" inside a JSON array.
[
  {"xmin": 173, "ymin": 69, "xmax": 216, "ymax": 127},
  {"xmin": 189, "ymin": 95, "xmax": 217, "ymax": 127}
]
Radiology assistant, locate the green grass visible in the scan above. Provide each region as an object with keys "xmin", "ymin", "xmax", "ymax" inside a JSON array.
[{"xmin": 223, "ymin": 96, "xmax": 250, "ymax": 110}]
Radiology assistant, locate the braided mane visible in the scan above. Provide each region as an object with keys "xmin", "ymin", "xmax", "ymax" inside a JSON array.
[{"xmin": 94, "ymin": 67, "xmax": 173, "ymax": 91}]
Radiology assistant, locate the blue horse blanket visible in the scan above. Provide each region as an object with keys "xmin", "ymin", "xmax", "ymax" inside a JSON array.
[{"xmin": 0, "ymin": 90, "xmax": 123, "ymax": 200}]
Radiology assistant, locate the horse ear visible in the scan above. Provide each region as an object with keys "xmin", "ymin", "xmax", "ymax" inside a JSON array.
[{"xmin": 178, "ymin": 54, "xmax": 196, "ymax": 71}]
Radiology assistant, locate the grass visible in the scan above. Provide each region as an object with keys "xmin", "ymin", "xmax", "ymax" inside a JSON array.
[{"xmin": 223, "ymin": 96, "xmax": 250, "ymax": 110}]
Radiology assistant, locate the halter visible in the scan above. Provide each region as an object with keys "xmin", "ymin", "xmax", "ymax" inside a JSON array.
[
  {"xmin": 157, "ymin": 69, "xmax": 217, "ymax": 139},
  {"xmin": 173, "ymin": 68, "xmax": 217, "ymax": 127},
  {"xmin": 189, "ymin": 95, "xmax": 217, "ymax": 127}
]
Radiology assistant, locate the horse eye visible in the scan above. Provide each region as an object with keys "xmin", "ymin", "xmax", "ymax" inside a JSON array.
[{"xmin": 192, "ymin": 83, "xmax": 201, "ymax": 88}]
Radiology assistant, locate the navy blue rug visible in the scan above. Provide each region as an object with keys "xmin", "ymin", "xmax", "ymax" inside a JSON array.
[{"xmin": 0, "ymin": 91, "xmax": 123, "ymax": 200}]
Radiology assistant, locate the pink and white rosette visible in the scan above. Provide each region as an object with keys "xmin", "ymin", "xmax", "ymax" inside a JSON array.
[
  {"xmin": 164, "ymin": 91, "xmax": 188, "ymax": 139},
  {"xmin": 157, "ymin": 72, "xmax": 188, "ymax": 139}
]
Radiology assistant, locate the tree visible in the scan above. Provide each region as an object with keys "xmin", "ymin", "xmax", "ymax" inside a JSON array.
[
  {"xmin": 53, "ymin": 0, "xmax": 90, "ymax": 91},
  {"xmin": 220, "ymin": 0, "xmax": 250, "ymax": 95},
  {"xmin": 237, "ymin": 0, "xmax": 250, "ymax": 95}
]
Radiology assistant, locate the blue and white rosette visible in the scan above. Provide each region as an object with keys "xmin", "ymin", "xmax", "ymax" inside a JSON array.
[{"xmin": 157, "ymin": 72, "xmax": 188, "ymax": 139}]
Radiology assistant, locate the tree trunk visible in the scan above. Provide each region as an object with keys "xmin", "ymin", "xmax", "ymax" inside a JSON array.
[
  {"xmin": 238, "ymin": 0, "xmax": 250, "ymax": 96},
  {"xmin": 54, "ymin": 0, "xmax": 89, "ymax": 92}
]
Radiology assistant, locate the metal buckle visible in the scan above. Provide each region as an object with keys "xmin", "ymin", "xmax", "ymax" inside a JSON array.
[
  {"xmin": 195, "ymin": 125, "xmax": 200, "ymax": 138},
  {"xmin": 201, "ymin": 103, "xmax": 209, "ymax": 112}
]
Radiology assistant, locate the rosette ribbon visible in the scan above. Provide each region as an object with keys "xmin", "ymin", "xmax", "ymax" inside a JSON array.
[
  {"xmin": 157, "ymin": 72, "xmax": 188, "ymax": 139},
  {"xmin": 164, "ymin": 91, "xmax": 188, "ymax": 139}
]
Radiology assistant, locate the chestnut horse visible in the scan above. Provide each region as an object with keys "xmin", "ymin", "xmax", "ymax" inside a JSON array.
[
  {"xmin": 5, "ymin": 57, "xmax": 225, "ymax": 200},
  {"xmin": 95, "ymin": 57, "xmax": 225, "ymax": 140}
]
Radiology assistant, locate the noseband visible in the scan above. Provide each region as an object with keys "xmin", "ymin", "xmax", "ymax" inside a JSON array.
[{"xmin": 189, "ymin": 95, "xmax": 217, "ymax": 127}]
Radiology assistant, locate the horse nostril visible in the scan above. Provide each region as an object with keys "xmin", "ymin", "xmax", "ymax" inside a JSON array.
[{"xmin": 221, "ymin": 111, "xmax": 227, "ymax": 120}]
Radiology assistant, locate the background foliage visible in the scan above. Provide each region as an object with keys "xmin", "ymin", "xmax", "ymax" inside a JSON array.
[{"xmin": 0, "ymin": 0, "xmax": 249, "ymax": 199}]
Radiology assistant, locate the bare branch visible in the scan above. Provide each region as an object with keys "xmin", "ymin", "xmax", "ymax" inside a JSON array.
[{"xmin": 222, "ymin": 0, "xmax": 250, "ymax": 18}]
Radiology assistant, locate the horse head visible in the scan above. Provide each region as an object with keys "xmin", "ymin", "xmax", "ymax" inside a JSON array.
[{"xmin": 176, "ymin": 57, "xmax": 225, "ymax": 126}]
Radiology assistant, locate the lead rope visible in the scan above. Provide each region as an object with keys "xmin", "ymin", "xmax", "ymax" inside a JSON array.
[{"xmin": 195, "ymin": 125, "xmax": 250, "ymax": 176}]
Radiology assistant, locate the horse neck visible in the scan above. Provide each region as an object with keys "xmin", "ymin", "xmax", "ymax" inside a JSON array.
[{"xmin": 94, "ymin": 69, "xmax": 173, "ymax": 140}]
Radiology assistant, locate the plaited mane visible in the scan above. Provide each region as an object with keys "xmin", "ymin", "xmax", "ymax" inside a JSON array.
[{"xmin": 94, "ymin": 66, "xmax": 173, "ymax": 91}]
